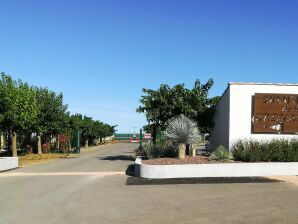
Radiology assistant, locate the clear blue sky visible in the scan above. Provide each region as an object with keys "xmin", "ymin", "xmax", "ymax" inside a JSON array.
[{"xmin": 1, "ymin": 0, "xmax": 298, "ymax": 132}]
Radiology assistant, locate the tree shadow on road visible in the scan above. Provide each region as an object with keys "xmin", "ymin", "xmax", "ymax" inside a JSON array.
[
  {"xmin": 125, "ymin": 176, "xmax": 282, "ymax": 186},
  {"xmin": 97, "ymin": 155, "xmax": 135, "ymax": 161}
]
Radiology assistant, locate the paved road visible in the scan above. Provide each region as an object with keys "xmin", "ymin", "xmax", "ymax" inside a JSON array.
[{"xmin": 1, "ymin": 143, "xmax": 298, "ymax": 224}]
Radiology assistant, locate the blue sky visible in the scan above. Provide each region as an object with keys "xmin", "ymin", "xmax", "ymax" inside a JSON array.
[{"xmin": 1, "ymin": 0, "xmax": 298, "ymax": 132}]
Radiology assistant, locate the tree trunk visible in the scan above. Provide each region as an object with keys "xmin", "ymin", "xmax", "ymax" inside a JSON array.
[
  {"xmin": 178, "ymin": 143, "xmax": 186, "ymax": 160},
  {"xmin": 37, "ymin": 134, "xmax": 42, "ymax": 154},
  {"xmin": 152, "ymin": 124, "xmax": 157, "ymax": 145},
  {"xmin": 57, "ymin": 136, "xmax": 60, "ymax": 151},
  {"xmin": 85, "ymin": 139, "xmax": 88, "ymax": 148},
  {"xmin": 0, "ymin": 133, "xmax": 4, "ymax": 149},
  {"xmin": 12, "ymin": 132, "xmax": 17, "ymax": 157},
  {"xmin": 190, "ymin": 144, "xmax": 196, "ymax": 157},
  {"xmin": 7, "ymin": 131, "xmax": 11, "ymax": 154},
  {"xmin": 100, "ymin": 137, "xmax": 103, "ymax": 144}
]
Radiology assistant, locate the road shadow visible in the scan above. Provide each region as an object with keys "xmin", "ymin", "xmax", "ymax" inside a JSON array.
[
  {"xmin": 125, "ymin": 176, "xmax": 282, "ymax": 186},
  {"xmin": 125, "ymin": 164, "xmax": 135, "ymax": 176},
  {"xmin": 97, "ymin": 155, "xmax": 135, "ymax": 161}
]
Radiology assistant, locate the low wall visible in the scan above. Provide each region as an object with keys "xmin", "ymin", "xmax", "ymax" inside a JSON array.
[
  {"xmin": 0, "ymin": 157, "xmax": 19, "ymax": 172},
  {"xmin": 135, "ymin": 157, "xmax": 298, "ymax": 179}
]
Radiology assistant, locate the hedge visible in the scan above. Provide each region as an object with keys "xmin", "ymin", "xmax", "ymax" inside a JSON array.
[{"xmin": 232, "ymin": 139, "xmax": 298, "ymax": 162}]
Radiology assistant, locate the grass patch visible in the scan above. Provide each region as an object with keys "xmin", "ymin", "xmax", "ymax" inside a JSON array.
[{"xmin": 19, "ymin": 153, "xmax": 77, "ymax": 167}]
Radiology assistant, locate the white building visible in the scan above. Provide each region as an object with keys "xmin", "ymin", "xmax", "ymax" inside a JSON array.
[{"xmin": 210, "ymin": 82, "xmax": 298, "ymax": 151}]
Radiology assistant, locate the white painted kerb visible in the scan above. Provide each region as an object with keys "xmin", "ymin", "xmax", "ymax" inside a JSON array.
[
  {"xmin": 0, "ymin": 157, "xmax": 19, "ymax": 171},
  {"xmin": 135, "ymin": 158, "xmax": 298, "ymax": 179}
]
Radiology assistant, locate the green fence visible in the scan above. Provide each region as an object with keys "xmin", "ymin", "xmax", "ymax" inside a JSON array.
[{"xmin": 114, "ymin": 133, "xmax": 139, "ymax": 141}]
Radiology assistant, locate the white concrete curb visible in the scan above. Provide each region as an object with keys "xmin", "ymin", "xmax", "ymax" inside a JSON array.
[
  {"xmin": 0, "ymin": 157, "xmax": 19, "ymax": 172},
  {"xmin": 135, "ymin": 157, "xmax": 298, "ymax": 179}
]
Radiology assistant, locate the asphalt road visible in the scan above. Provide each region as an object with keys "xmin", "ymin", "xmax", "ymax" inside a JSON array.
[{"xmin": 1, "ymin": 143, "xmax": 298, "ymax": 224}]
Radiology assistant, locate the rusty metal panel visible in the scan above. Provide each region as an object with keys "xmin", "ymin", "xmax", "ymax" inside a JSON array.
[{"xmin": 253, "ymin": 93, "xmax": 298, "ymax": 134}]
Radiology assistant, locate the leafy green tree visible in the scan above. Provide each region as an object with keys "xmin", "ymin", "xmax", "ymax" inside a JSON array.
[
  {"xmin": 68, "ymin": 113, "xmax": 84, "ymax": 130},
  {"xmin": 0, "ymin": 72, "xmax": 116, "ymax": 154},
  {"xmin": 68, "ymin": 114, "xmax": 99, "ymax": 147},
  {"xmin": 92, "ymin": 121, "xmax": 103, "ymax": 144},
  {"xmin": 137, "ymin": 84, "xmax": 173, "ymax": 144},
  {"xmin": 80, "ymin": 116, "xmax": 94, "ymax": 148},
  {"xmin": 68, "ymin": 115, "xmax": 116, "ymax": 147},
  {"xmin": 188, "ymin": 79, "xmax": 220, "ymax": 133},
  {"xmin": 108, "ymin": 125, "xmax": 117, "ymax": 136},
  {"xmin": 92, "ymin": 122, "xmax": 116, "ymax": 144},
  {"xmin": 99, "ymin": 123, "xmax": 116, "ymax": 143},
  {"xmin": 137, "ymin": 78, "xmax": 219, "ymax": 144},
  {"xmin": 33, "ymin": 87, "xmax": 68, "ymax": 154},
  {"xmin": 0, "ymin": 73, "xmax": 38, "ymax": 156}
]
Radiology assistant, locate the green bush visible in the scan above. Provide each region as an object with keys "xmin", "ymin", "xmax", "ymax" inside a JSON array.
[
  {"xmin": 138, "ymin": 142, "xmax": 178, "ymax": 159},
  {"xmin": 209, "ymin": 145, "xmax": 232, "ymax": 161},
  {"xmin": 232, "ymin": 139, "xmax": 298, "ymax": 162}
]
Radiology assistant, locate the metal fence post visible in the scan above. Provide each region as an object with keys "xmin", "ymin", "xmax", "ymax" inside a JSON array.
[{"xmin": 140, "ymin": 128, "xmax": 143, "ymax": 148}]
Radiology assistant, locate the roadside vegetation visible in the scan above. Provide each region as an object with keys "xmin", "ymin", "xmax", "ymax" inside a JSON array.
[
  {"xmin": 209, "ymin": 145, "xmax": 232, "ymax": 161},
  {"xmin": 137, "ymin": 78, "xmax": 220, "ymax": 144},
  {"xmin": 0, "ymin": 72, "xmax": 116, "ymax": 157},
  {"xmin": 136, "ymin": 78, "xmax": 221, "ymax": 161},
  {"xmin": 18, "ymin": 153, "xmax": 73, "ymax": 167},
  {"xmin": 232, "ymin": 139, "xmax": 298, "ymax": 162}
]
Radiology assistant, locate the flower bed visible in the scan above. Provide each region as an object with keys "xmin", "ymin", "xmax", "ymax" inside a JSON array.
[
  {"xmin": 135, "ymin": 157, "xmax": 298, "ymax": 179},
  {"xmin": 142, "ymin": 156, "xmax": 236, "ymax": 165}
]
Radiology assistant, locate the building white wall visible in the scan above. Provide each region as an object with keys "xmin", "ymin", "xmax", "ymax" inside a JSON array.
[
  {"xmin": 209, "ymin": 87, "xmax": 230, "ymax": 149},
  {"xmin": 229, "ymin": 84, "xmax": 298, "ymax": 147},
  {"xmin": 211, "ymin": 83, "xmax": 298, "ymax": 151}
]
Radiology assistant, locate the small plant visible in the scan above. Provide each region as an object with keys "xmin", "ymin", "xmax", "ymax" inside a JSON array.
[
  {"xmin": 165, "ymin": 115, "xmax": 200, "ymax": 145},
  {"xmin": 209, "ymin": 145, "xmax": 232, "ymax": 161},
  {"xmin": 139, "ymin": 142, "xmax": 178, "ymax": 159},
  {"xmin": 165, "ymin": 115, "xmax": 201, "ymax": 159},
  {"xmin": 42, "ymin": 142, "xmax": 51, "ymax": 154},
  {"xmin": 25, "ymin": 144, "xmax": 33, "ymax": 154},
  {"xmin": 58, "ymin": 133, "xmax": 72, "ymax": 153}
]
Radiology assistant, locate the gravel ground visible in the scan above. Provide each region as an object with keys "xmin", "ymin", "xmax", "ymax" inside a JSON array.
[{"xmin": 142, "ymin": 156, "xmax": 235, "ymax": 165}]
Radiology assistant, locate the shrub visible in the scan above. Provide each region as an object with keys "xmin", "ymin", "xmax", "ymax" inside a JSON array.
[
  {"xmin": 42, "ymin": 142, "xmax": 51, "ymax": 154},
  {"xmin": 138, "ymin": 142, "xmax": 178, "ymax": 159},
  {"xmin": 165, "ymin": 114, "xmax": 201, "ymax": 144},
  {"xmin": 232, "ymin": 139, "xmax": 298, "ymax": 162},
  {"xmin": 165, "ymin": 114, "xmax": 201, "ymax": 159},
  {"xmin": 209, "ymin": 145, "xmax": 232, "ymax": 161}
]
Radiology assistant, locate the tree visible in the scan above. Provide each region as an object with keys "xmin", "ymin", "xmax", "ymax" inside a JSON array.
[
  {"xmin": 0, "ymin": 73, "xmax": 38, "ymax": 156},
  {"xmin": 0, "ymin": 72, "xmax": 116, "ymax": 155},
  {"xmin": 80, "ymin": 116, "xmax": 94, "ymax": 148},
  {"xmin": 93, "ymin": 122, "xmax": 116, "ymax": 144},
  {"xmin": 137, "ymin": 78, "xmax": 219, "ymax": 144},
  {"xmin": 33, "ymin": 87, "xmax": 68, "ymax": 154},
  {"xmin": 188, "ymin": 79, "xmax": 220, "ymax": 132},
  {"xmin": 99, "ymin": 123, "xmax": 116, "ymax": 143},
  {"xmin": 68, "ymin": 113, "xmax": 84, "ymax": 130},
  {"xmin": 137, "ymin": 84, "xmax": 174, "ymax": 144},
  {"xmin": 68, "ymin": 114, "xmax": 115, "ymax": 147}
]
